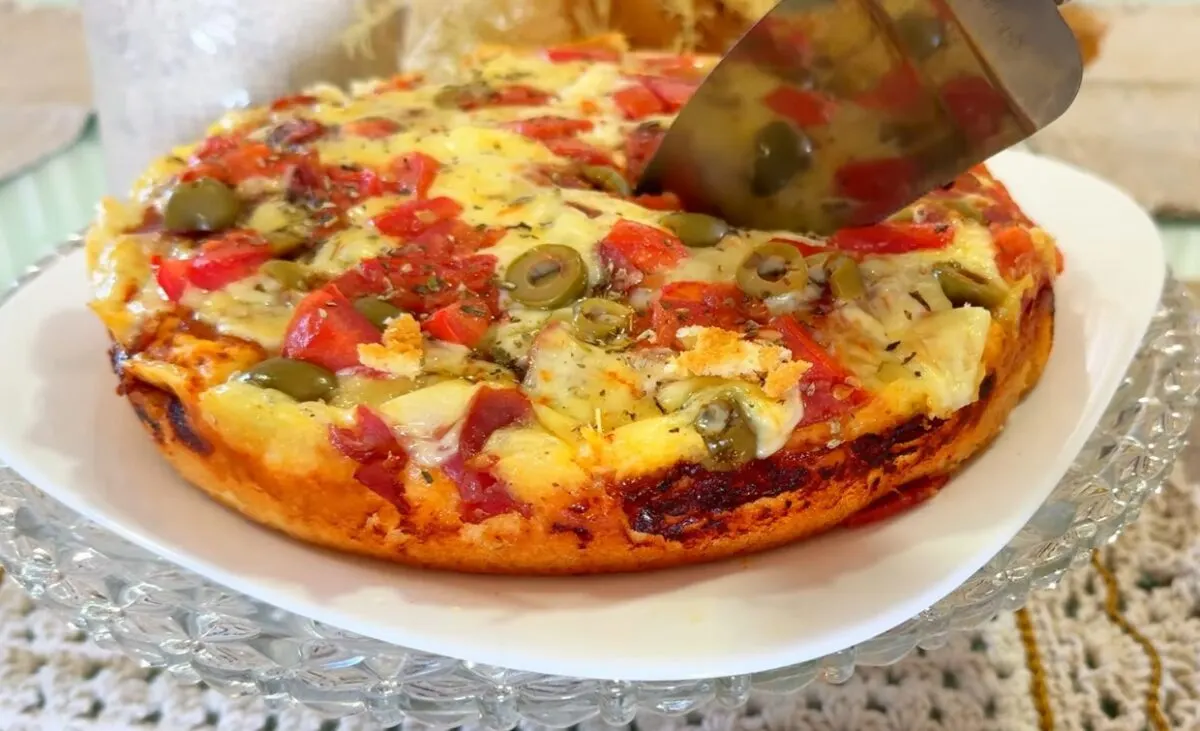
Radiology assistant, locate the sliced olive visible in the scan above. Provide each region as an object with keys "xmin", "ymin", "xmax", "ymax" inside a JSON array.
[
  {"xmin": 580, "ymin": 165, "xmax": 632, "ymax": 197},
  {"xmin": 237, "ymin": 357, "xmax": 337, "ymax": 402},
  {"xmin": 505, "ymin": 244, "xmax": 588, "ymax": 309},
  {"xmin": 694, "ymin": 397, "xmax": 757, "ymax": 471},
  {"xmin": 164, "ymin": 178, "xmax": 241, "ymax": 233},
  {"xmin": 259, "ymin": 260, "xmax": 312, "ymax": 291},
  {"xmin": 354, "ymin": 296, "xmax": 404, "ymax": 329},
  {"xmin": 933, "ymin": 262, "xmax": 1006, "ymax": 310},
  {"xmin": 433, "ymin": 81, "xmax": 491, "ymax": 109},
  {"xmin": 828, "ymin": 255, "xmax": 865, "ymax": 300},
  {"xmin": 661, "ymin": 212, "xmax": 730, "ymax": 249},
  {"xmin": 895, "ymin": 13, "xmax": 947, "ymax": 60},
  {"xmin": 751, "ymin": 120, "xmax": 813, "ymax": 198},
  {"xmin": 572, "ymin": 298, "xmax": 633, "ymax": 348},
  {"xmin": 737, "ymin": 242, "xmax": 810, "ymax": 298},
  {"xmin": 329, "ymin": 375, "xmax": 416, "ymax": 409}
]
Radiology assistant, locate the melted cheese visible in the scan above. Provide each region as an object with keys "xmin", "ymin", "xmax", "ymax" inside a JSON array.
[{"xmin": 377, "ymin": 379, "xmax": 480, "ymax": 466}]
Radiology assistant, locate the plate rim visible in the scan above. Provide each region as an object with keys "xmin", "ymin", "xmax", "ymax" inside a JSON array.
[{"xmin": 0, "ymin": 150, "xmax": 1168, "ymax": 680}]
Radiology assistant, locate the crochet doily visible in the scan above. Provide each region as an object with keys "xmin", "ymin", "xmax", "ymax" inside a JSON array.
[{"xmin": 2, "ymin": 447, "xmax": 1197, "ymax": 731}]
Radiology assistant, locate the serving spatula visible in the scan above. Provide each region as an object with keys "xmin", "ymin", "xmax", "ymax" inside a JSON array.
[{"xmin": 636, "ymin": 0, "xmax": 1083, "ymax": 235}]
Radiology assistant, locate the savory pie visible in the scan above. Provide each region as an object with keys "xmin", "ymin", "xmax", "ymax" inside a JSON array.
[{"xmin": 85, "ymin": 36, "xmax": 1060, "ymax": 574}]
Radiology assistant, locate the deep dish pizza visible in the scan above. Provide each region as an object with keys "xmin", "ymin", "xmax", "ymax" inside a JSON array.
[{"xmin": 85, "ymin": 37, "xmax": 1061, "ymax": 574}]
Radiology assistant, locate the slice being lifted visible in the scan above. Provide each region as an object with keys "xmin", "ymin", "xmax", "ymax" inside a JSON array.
[{"xmin": 85, "ymin": 34, "xmax": 1060, "ymax": 574}]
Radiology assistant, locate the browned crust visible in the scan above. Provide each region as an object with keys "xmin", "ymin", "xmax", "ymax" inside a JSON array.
[{"xmin": 111, "ymin": 280, "xmax": 1053, "ymax": 575}]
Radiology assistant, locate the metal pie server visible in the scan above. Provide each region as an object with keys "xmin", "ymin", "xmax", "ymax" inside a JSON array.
[{"xmin": 636, "ymin": 0, "xmax": 1084, "ymax": 235}]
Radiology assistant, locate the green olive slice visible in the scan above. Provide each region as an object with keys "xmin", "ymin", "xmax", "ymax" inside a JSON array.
[
  {"xmin": 580, "ymin": 165, "xmax": 632, "ymax": 197},
  {"xmin": 737, "ymin": 242, "xmax": 810, "ymax": 298},
  {"xmin": 895, "ymin": 12, "xmax": 947, "ymax": 60},
  {"xmin": 505, "ymin": 245, "xmax": 589, "ymax": 309},
  {"xmin": 163, "ymin": 178, "xmax": 242, "ymax": 233},
  {"xmin": 259, "ymin": 260, "xmax": 312, "ymax": 291},
  {"xmin": 237, "ymin": 357, "xmax": 337, "ymax": 402},
  {"xmin": 572, "ymin": 298, "xmax": 633, "ymax": 349},
  {"xmin": 828, "ymin": 255, "xmax": 865, "ymax": 300},
  {"xmin": 933, "ymin": 262, "xmax": 1006, "ymax": 310},
  {"xmin": 661, "ymin": 212, "xmax": 731, "ymax": 249},
  {"xmin": 353, "ymin": 296, "xmax": 404, "ymax": 329},
  {"xmin": 433, "ymin": 81, "xmax": 491, "ymax": 109},
  {"xmin": 694, "ymin": 396, "xmax": 757, "ymax": 471},
  {"xmin": 751, "ymin": 120, "xmax": 814, "ymax": 198}
]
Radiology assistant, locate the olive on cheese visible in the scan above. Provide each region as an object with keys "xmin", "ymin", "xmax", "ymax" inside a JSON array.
[
  {"xmin": 580, "ymin": 165, "xmax": 632, "ymax": 197},
  {"xmin": 163, "ymin": 178, "xmax": 241, "ymax": 233},
  {"xmin": 827, "ymin": 255, "xmax": 865, "ymax": 300},
  {"xmin": 661, "ymin": 212, "xmax": 731, "ymax": 249},
  {"xmin": 572, "ymin": 298, "xmax": 633, "ymax": 349},
  {"xmin": 751, "ymin": 120, "xmax": 814, "ymax": 198},
  {"xmin": 694, "ymin": 396, "xmax": 758, "ymax": 470},
  {"xmin": 933, "ymin": 261, "xmax": 1006, "ymax": 310},
  {"xmin": 506, "ymin": 245, "xmax": 589, "ymax": 309},
  {"xmin": 737, "ymin": 241, "xmax": 810, "ymax": 298},
  {"xmin": 237, "ymin": 357, "xmax": 337, "ymax": 402},
  {"xmin": 353, "ymin": 296, "xmax": 404, "ymax": 329}
]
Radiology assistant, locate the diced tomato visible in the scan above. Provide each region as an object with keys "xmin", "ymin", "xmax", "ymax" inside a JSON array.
[
  {"xmin": 829, "ymin": 223, "xmax": 952, "ymax": 255},
  {"xmin": 372, "ymin": 197, "xmax": 463, "ymax": 238},
  {"xmin": 542, "ymin": 137, "xmax": 614, "ymax": 166},
  {"xmin": 763, "ymin": 85, "xmax": 835, "ymax": 127},
  {"xmin": 460, "ymin": 387, "xmax": 534, "ymax": 459},
  {"xmin": 187, "ymin": 231, "xmax": 273, "ymax": 291},
  {"xmin": 282, "ymin": 285, "xmax": 382, "ymax": 372},
  {"xmin": 342, "ymin": 117, "xmax": 403, "ymax": 139},
  {"xmin": 545, "ymin": 44, "xmax": 621, "ymax": 64},
  {"xmin": 267, "ymin": 118, "xmax": 326, "ymax": 147},
  {"xmin": 423, "ymin": 299, "xmax": 494, "ymax": 348},
  {"xmin": 192, "ymin": 134, "xmax": 242, "ymax": 161},
  {"xmin": 613, "ymin": 85, "xmax": 665, "ymax": 120},
  {"xmin": 330, "ymin": 405, "xmax": 399, "ymax": 462},
  {"xmin": 598, "ymin": 219, "xmax": 688, "ymax": 275},
  {"xmin": 843, "ymin": 475, "xmax": 948, "ymax": 528},
  {"xmin": 153, "ymin": 256, "xmax": 191, "ymax": 302},
  {"xmin": 632, "ymin": 192, "xmax": 683, "ymax": 211},
  {"xmin": 392, "ymin": 151, "xmax": 440, "ymax": 198},
  {"xmin": 649, "ymin": 281, "xmax": 765, "ymax": 347},
  {"xmin": 635, "ymin": 75, "xmax": 699, "ymax": 112},
  {"xmin": 940, "ymin": 75, "xmax": 1011, "ymax": 145},
  {"xmin": 834, "ymin": 157, "xmax": 920, "ymax": 211},
  {"xmin": 623, "ymin": 122, "xmax": 666, "ymax": 182},
  {"xmin": 856, "ymin": 63, "xmax": 924, "ymax": 114},
  {"xmin": 270, "ymin": 94, "xmax": 319, "ymax": 111},
  {"xmin": 505, "ymin": 115, "xmax": 594, "ymax": 140},
  {"xmin": 215, "ymin": 142, "xmax": 296, "ymax": 184},
  {"xmin": 324, "ymin": 164, "xmax": 387, "ymax": 207},
  {"xmin": 332, "ymin": 246, "xmax": 499, "ymax": 316},
  {"xmin": 770, "ymin": 315, "xmax": 867, "ymax": 425}
]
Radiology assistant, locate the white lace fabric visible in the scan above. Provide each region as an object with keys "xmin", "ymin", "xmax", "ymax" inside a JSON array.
[{"xmin": 1, "ymin": 454, "xmax": 1197, "ymax": 731}]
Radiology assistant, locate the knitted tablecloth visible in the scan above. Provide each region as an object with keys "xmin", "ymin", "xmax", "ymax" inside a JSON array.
[{"xmin": 2, "ymin": 448, "xmax": 1198, "ymax": 731}]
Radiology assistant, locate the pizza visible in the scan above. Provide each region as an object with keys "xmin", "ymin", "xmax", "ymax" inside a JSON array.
[{"xmin": 84, "ymin": 36, "xmax": 1061, "ymax": 574}]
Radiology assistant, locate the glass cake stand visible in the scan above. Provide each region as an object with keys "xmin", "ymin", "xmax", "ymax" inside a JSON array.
[{"xmin": 0, "ymin": 238, "xmax": 1197, "ymax": 729}]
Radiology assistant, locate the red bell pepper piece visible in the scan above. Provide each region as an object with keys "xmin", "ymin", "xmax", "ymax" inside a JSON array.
[
  {"xmin": 153, "ymin": 256, "xmax": 191, "ymax": 302},
  {"xmin": 598, "ymin": 219, "xmax": 688, "ymax": 275},
  {"xmin": 829, "ymin": 223, "xmax": 952, "ymax": 255},
  {"xmin": 505, "ymin": 115, "xmax": 595, "ymax": 140},
  {"xmin": 423, "ymin": 299, "xmax": 494, "ymax": 348},
  {"xmin": 372, "ymin": 197, "xmax": 463, "ymax": 238},
  {"xmin": 763, "ymin": 86, "xmax": 835, "ymax": 127},
  {"xmin": 544, "ymin": 45, "xmax": 621, "ymax": 64},
  {"xmin": 392, "ymin": 151, "xmax": 441, "ymax": 198},
  {"xmin": 282, "ymin": 285, "xmax": 382, "ymax": 372},
  {"xmin": 342, "ymin": 117, "xmax": 403, "ymax": 139},
  {"xmin": 613, "ymin": 85, "xmax": 666, "ymax": 120},
  {"xmin": 542, "ymin": 137, "xmax": 614, "ymax": 167}
]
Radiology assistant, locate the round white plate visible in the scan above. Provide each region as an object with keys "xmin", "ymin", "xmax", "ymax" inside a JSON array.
[{"xmin": 0, "ymin": 151, "xmax": 1165, "ymax": 681}]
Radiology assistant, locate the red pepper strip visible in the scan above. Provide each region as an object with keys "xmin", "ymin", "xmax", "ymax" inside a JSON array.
[
  {"xmin": 829, "ymin": 223, "xmax": 952, "ymax": 255},
  {"xmin": 597, "ymin": 219, "xmax": 688, "ymax": 276},
  {"xmin": 392, "ymin": 151, "xmax": 441, "ymax": 199},
  {"xmin": 770, "ymin": 315, "xmax": 868, "ymax": 426},
  {"xmin": 152, "ymin": 231, "xmax": 272, "ymax": 301},
  {"xmin": 623, "ymin": 122, "xmax": 666, "ymax": 182},
  {"xmin": 372, "ymin": 197, "xmax": 463, "ymax": 238},
  {"xmin": 542, "ymin": 137, "xmax": 614, "ymax": 167},
  {"xmin": 504, "ymin": 115, "xmax": 595, "ymax": 141},
  {"xmin": 843, "ymin": 475, "xmax": 949, "ymax": 528},
  {"xmin": 649, "ymin": 282, "xmax": 765, "ymax": 348},
  {"xmin": 423, "ymin": 298, "xmax": 494, "ymax": 348},
  {"xmin": 763, "ymin": 85, "xmax": 835, "ymax": 127},
  {"xmin": 282, "ymin": 285, "xmax": 382, "ymax": 372},
  {"xmin": 544, "ymin": 42, "xmax": 622, "ymax": 64},
  {"xmin": 634, "ymin": 75, "xmax": 699, "ymax": 112},
  {"xmin": 613, "ymin": 85, "xmax": 666, "ymax": 120},
  {"xmin": 342, "ymin": 117, "xmax": 403, "ymax": 139}
]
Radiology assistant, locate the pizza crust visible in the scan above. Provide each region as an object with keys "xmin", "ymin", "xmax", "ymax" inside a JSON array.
[{"xmin": 113, "ymin": 280, "xmax": 1052, "ymax": 575}]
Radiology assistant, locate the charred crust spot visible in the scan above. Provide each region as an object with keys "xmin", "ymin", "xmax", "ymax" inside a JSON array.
[
  {"xmin": 550, "ymin": 521, "xmax": 594, "ymax": 547},
  {"xmin": 978, "ymin": 372, "xmax": 996, "ymax": 401},
  {"xmin": 167, "ymin": 396, "xmax": 213, "ymax": 456},
  {"xmin": 129, "ymin": 399, "xmax": 164, "ymax": 443}
]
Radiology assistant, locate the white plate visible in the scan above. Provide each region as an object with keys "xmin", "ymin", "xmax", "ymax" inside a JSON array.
[{"xmin": 0, "ymin": 151, "xmax": 1165, "ymax": 681}]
